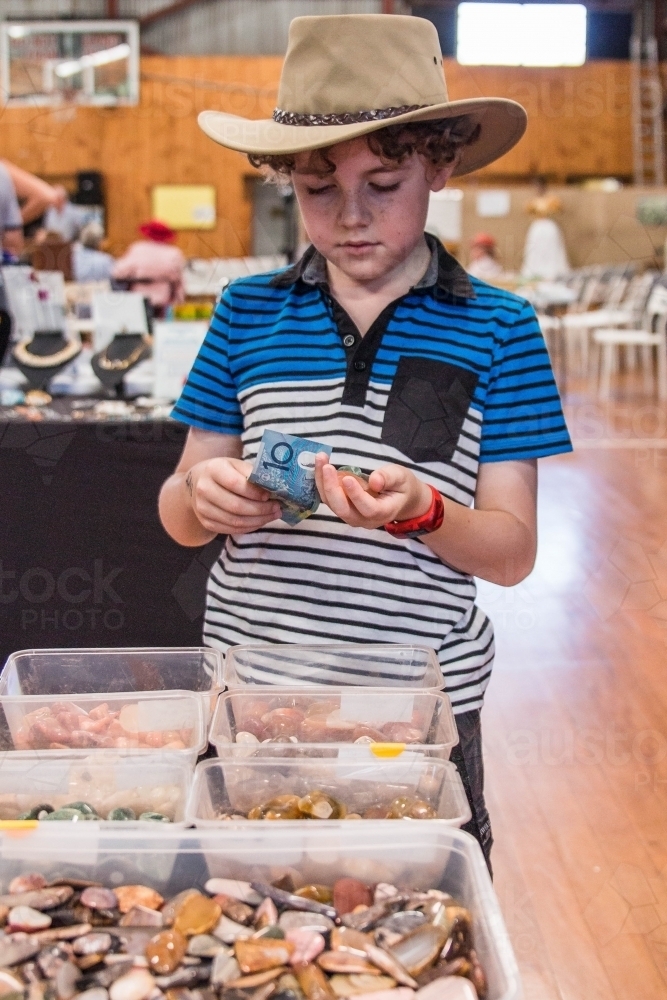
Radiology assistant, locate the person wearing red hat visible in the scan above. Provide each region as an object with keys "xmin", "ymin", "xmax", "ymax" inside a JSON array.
[
  {"xmin": 467, "ymin": 232, "xmax": 504, "ymax": 281},
  {"xmin": 112, "ymin": 219, "xmax": 185, "ymax": 313}
]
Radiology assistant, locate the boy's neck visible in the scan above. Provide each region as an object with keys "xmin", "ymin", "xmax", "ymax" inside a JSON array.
[{"xmin": 325, "ymin": 236, "xmax": 432, "ymax": 336}]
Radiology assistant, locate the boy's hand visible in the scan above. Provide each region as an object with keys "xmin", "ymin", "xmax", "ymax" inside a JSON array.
[
  {"xmin": 314, "ymin": 454, "xmax": 434, "ymax": 531},
  {"xmin": 186, "ymin": 457, "xmax": 281, "ymax": 536}
]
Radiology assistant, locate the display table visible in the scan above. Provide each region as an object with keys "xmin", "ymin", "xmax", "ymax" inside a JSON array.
[{"xmin": 0, "ymin": 400, "xmax": 220, "ymax": 664}]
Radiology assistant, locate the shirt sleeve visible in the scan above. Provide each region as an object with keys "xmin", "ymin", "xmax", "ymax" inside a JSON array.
[
  {"xmin": 171, "ymin": 287, "xmax": 243, "ymax": 434},
  {"xmin": 479, "ymin": 299, "xmax": 572, "ymax": 463}
]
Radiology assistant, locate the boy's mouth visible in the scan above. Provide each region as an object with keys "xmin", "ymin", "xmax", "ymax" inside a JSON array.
[{"xmin": 340, "ymin": 241, "xmax": 379, "ymax": 254}]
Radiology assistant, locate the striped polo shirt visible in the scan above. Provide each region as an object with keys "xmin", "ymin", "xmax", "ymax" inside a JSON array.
[{"xmin": 173, "ymin": 235, "xmax": 572, "ymax": 711}]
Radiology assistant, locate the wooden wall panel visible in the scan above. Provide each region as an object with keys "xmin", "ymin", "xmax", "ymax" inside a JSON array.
[{"xmin": 0, "ymin": 57, "xmax": 635, "ymax": 258}]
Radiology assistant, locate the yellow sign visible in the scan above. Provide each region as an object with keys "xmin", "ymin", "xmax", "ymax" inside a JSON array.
[{"xmin": 151, "ymin": 185, "xmax": 216, "ymax": 230}]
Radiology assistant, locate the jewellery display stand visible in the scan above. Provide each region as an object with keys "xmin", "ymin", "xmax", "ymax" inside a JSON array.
[
  {"xmin": 12, "ymin": 330, "xmax": 82, "ymax": 393},
  {"xmin": 91, "ymin": 332, "xmax": 152, "ymax": 397}
]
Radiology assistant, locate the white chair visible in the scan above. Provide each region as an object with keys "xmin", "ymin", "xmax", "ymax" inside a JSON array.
[
  {"xmin": 593, "ymin": 286, "xmax": 667, "ymax": 401},
  {"xmin": 561, "ymin": 271, "xmax": 657, "ymax": 377}
]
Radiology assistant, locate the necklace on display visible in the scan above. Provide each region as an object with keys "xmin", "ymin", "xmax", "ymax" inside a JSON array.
[
  {"xmin": 97, "ymin": 336, "xmax": 151, "ymax": 371},
  {"xmin": 13, "ymin": 338, "xmax": 80, "ymax": 369}
]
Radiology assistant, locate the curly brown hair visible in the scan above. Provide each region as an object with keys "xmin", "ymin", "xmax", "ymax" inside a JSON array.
[{"xmin": 248, "ymin": 115, "xmax": 481, "ymax": 177}]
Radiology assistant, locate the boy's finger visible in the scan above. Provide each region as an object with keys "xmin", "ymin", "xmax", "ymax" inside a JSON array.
[
  {"xmin": 368, "ymin": 464, "xmax": 405, "ymax": 493},
  {"xmin": 339, "ymin": 476, "xmax": 393, "ymax": 520},
  {"xmin": 320, "ymin": 464, "xmax": 355, "ymax": 518}
]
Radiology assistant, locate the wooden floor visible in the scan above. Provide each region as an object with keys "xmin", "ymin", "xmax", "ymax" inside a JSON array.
[{"xmin": 481, "ymin": 374, "xmax": 667, "ymax": 998}]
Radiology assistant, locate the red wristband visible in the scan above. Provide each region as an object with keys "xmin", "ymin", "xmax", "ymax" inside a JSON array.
[{"xmin": 384, "ymin": 485, "xmax": 445, "ymax": 539}]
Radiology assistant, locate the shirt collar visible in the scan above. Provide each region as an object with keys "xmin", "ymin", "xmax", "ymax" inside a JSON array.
[{"xmin": 270, "ymin": 232, "xmax": 475, "ymax": 301}]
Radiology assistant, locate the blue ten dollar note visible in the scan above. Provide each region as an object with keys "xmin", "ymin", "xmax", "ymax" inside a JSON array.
[{"xmin": 248, "ymin": 430, "xmax": 333, "ymax": 525}]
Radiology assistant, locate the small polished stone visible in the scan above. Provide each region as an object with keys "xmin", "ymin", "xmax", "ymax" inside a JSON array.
[
  {"xmin": 114, "ymin": 887, "xmax": 163, "ymax": 915},
  {"xmin": 81, "ymin": 886, "xmax": 118, "ymax": 910},
  {"xmin": 227, "ymin": 967, "xmax": 287, "ymax": 988},
  {"xmin": 161, "ymin": 890, "xmax": 198, "ymax": 928},
  {"xmin": 212, "ymin": 915, "xmax": 253, "ymax": 944},
  {"xmin": 213, "ymin": 895, "xmax": 254, "ymax": 926},
  {"xmin": 0, "ymin": 936, "xmax": 40, "ymax": 967},
  {"xmin": 285, "ymin": 929, "xmax": 325, "ymax": 966},
  {"xmin": 332, "ymin": 880, "xmax": 372, "ymax": 917},
  {"xmin": 186, "ymin": 934, "xmax": 223, "ymax": 958},
  {"xmin": 73, "ymin": 933, "xmax": 113, "ymax": 957},
  {"xmin": 278, "ymin": 912, "xmax": 334, "ymax": 933},
  {"xmin": 204, "ymin": 880, "xmax": 261, "ymax": 905},
  {"xmin": 253, "ymin": 897, "xmax": 278, "ymax": 929},
  {"xmin": 55, "ymin": 961, "xmax": 79, "ymax": 1000},
  {"xmin": 8, "ymin": 875, "xmax": 47, "ymax": 895},
  {"xmin": 119, "ymin": 906, "xmax": 163, "ymax": 928},
  {"xmin": 210, "ymin": 952, "xmax": 240, "ymax": 986},
  {"xmin": 295, "ymin": 963, "xmax": 336, "ymax": 1000},
  {"xmin": 7, "ymin": 906, "xmax": 52, "ymax": 931},
  {"xmin": 173, "ymin": 894, "xmax": 221, "ymax": 937},
  {"xmin": 145, "ymin": 930, "xmax": 187, "ymax": 975},
  {"xmin": 234, "ymin": 938, "xmax": 294, "ymax": 973},
  {"xmin": 108, "ymin": 968, "xmax": 155, "ymax": 1000}
]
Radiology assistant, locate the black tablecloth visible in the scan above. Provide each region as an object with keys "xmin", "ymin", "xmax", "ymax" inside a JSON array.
[{"xmin": 0, "ymin": 417, "xmax": 220, "ymax": 664}]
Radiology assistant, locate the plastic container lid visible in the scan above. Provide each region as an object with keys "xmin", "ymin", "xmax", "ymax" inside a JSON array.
[
  {"xmin": 224, "ymin": 643, "xmax": 445, "ymax": 690},
  {"xmin": 0, "ymin": 823, "xmax": 520, "ymax": 1000},
  {"xmin": 0, "ymin": 753, "xmax": 192, "ymax": 827},
  {"xmin": 0, "ymin": 689, "xmax": 207, "ymax": 763},
  {"xmin": 0, "ymin": 647, "xmax": 223, "ymax": 722},
  {"xmin": 210, "ymin": 686, "xmax": 458, "ymax": 759},
  {"xmin": 186, "ymin": 753, "xmax": 471, "ymax": 826}
]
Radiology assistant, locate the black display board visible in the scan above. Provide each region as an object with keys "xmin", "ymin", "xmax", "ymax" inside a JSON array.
[{"xmin": 0, "ymin": 417, "xmax": 221, "ymax": 665}]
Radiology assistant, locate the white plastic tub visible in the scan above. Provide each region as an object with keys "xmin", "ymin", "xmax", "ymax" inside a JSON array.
[
  {"xmin": 210, "ymin": 687, "xmax": 458, "ymax": 759},
  {"xmin": 224, "ymin": 643, "xmax": 445, "ymax": 689},
  {"xmin": 186, "ymin": 754, "xmax": 471, "ymax": 826},
  {"xmin": 0, "ymin": 754, "xmax": 192, "ymax": 826},
  {"xmin": 0, "ymin": 689, "xmax": 206, "ymax": 764},
  {"xmin": 0, "ymin": 647, "xmax": 223, "ymax": 723},
  {"xmin": 0, "ymin": 824, "xmax": 521, "ymax": 1000}
]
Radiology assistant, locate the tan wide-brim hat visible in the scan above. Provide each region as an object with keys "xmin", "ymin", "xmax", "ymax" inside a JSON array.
[{"xmin": 198, "ymin": 14, "xmax": 527, "ymax": 177}]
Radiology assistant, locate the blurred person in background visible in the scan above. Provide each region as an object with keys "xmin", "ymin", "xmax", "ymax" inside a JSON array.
[
  {"xmin": 467, "ymin": 232, "xmax": 504, "ymax": 281},
  {"xmin": 43, "ymin": 185, "xmax": 86, "ymax": 243},
  {"xmin": 112, "ymin": 220, "xmax": 185, "ymax": 316},
  {"xmin": 521, "ymin": 192, "xmax": 570, "ymax": 280},
  {"xmin": 72, "ymin": 222, "xmax": 114, "ymax": 282}
]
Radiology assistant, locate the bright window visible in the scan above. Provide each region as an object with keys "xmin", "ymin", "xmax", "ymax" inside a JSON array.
[{"xmin": 457, "ymin": 3, "xmax": 587, "ymax": 66}]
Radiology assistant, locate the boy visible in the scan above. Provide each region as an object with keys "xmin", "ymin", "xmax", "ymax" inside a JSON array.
[{"xmin": 159, "ymin": 13, "xmax": 572, "ymax": 867}]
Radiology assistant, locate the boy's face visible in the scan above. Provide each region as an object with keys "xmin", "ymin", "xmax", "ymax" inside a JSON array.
[{"xmin": 292, "ymin": 136, "xmax": 456, "ymax": 284}]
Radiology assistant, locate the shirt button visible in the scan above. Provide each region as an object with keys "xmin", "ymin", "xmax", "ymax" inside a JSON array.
[
  {"xmin": 343, "ymin": 334, "xmax": 355, "ymax": 348},
  {"xmin": 354, "ymin": 360, "xmax": 366, "ymax": 372}
]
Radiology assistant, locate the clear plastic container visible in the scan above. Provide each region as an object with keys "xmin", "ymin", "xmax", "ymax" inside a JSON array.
[
  {"xmin": 210, "ymin": 687, "xmax": 458, "ymax": 759},
  {"xmin": 0, "ymin": 690, "xmax": 206, "ymax": 764},
  {"xmin": 0, "ymin": 647, "xmax": 223, "ymax": 723},
  {"xmin": 186, "ymin": 754, "xmax": 471, "ymax": 826},
  {"xmin": 224, "ymin": 643, "xmax": 445, "ymax": 689},
  {"xmin": 0, "ymin": 824, "xmax": 520, "ymax": 1000},
  {"xmin": 0, "ymin": 754, "xmax": 192, "ymax": 826}
]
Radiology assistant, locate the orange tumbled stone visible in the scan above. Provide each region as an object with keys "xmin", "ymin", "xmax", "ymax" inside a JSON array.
[
  {"xmin": 114, "ymin": 885, "xmax": 164, "ymax": 914},
  {"xmin": 173, "ymin": 892, "xmax": 222, "ymax": 937},
  {"xmin": 145, "ymin": 929, "xmax": 187, "ymax": 974},
  {"xmin": 235, "ymin": 938, "xmax": 294, "ymax": 973}
]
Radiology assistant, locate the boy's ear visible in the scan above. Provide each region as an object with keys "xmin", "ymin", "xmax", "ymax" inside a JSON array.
[{"xmin": 427, "ymin": 157, "xmax": 459, "ymax": 193}]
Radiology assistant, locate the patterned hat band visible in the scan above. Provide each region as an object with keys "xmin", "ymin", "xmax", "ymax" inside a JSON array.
[{"xmin": 272, "ymin": 104, "xmax": 428, "ymax": 126}]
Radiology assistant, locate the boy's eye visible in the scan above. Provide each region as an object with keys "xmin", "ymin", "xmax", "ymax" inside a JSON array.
[
  {"xmin": 306, "ymin": 185, "xmax": 335, "ymax": 196},
  {"xmin": 370, "ymin": 182, "xmax": 401, "ymax": 193}
]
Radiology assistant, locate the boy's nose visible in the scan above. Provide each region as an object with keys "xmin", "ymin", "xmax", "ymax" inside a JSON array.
[{"xmin": 338, "ymin": 191, "xmax": 371, "ymax": 228}]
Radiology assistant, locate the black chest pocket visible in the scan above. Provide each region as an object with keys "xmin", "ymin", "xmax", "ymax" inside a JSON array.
[{"xmin": 381, "ymin": 356, "xmax": 479, "ymax": 464}]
